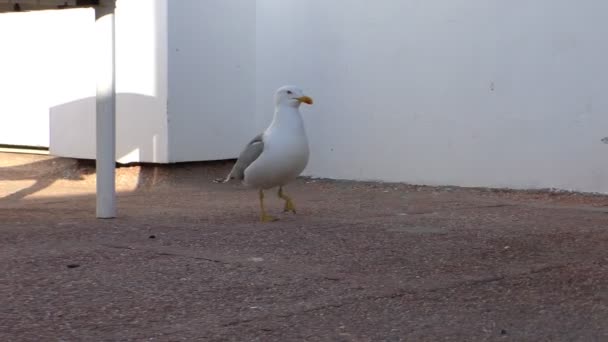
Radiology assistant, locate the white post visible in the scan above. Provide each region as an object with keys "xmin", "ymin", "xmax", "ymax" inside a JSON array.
[{"xmin": 95, "ymin": 4, "xmax": 116, "ymax": 218}]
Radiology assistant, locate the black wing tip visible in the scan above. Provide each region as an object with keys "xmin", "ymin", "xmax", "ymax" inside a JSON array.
[{"xmin": 213, "ymin": 175, "xmax": 235, "ymax": 183}]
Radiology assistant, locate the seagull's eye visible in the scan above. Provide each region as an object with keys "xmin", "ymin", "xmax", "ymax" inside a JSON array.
[{"xmin": 286, "ymin": 90, "xmax": 293, "ymax": 95}]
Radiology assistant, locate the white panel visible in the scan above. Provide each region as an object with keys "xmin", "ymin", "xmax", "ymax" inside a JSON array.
[
  {"xmin": 167, "ymin": 0, "xmax": 256, "ymax": 162},
  {"xmin": 255, "ymin": 0, "xmax": 608, "ymax": 193},
  {"xmin": 50, "ymin": 0, "xmax": 169, "ymax": 163},
  {"xmin": 114, "ymin": 0, "xmax": 168, "ymax": 163},
  {"xmin": 0, "ymin": 8, "xmax": 95, "ymax": 147}
]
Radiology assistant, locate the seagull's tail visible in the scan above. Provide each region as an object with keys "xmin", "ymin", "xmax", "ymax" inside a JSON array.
[
  {"xmin": 214, "ymin": 159, "xmax": 248, "ymax": 184},
  {"xmin": 213, "ymin": 169, "xmax": 235, "ymax": 183},
  {"xmin": 213, "ymin": 175, "xmax": 231, "ymax": 183}
]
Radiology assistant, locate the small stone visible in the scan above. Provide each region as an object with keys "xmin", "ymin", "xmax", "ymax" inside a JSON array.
[
  {"xmin": 149, "ymin": 235, "xmax": 156, "ymax": 239},
  {"xmin": 67, "ymin": 264, "xmax": 80, "ymax": 269},
  {"xmin": 500, "ymin": 329, "xmax": 507, "ymax": 335}
]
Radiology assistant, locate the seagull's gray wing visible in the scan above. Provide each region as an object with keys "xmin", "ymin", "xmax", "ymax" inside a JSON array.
[{"xmin": 215, "ymin": 133, "xmax": 264, "ymax": 183}]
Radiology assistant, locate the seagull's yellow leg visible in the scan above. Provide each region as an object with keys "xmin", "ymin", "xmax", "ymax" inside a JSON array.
[
  {"xmin": 259, "ymin": 189, "xmax": 277, "ymax": 222},
  {"xmin": 278, "ymin": 186, "xmax": 297, "ymax": 214}
]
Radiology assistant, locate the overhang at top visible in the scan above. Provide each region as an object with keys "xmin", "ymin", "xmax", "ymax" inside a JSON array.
[{"xmin": 0, "ymin": 0, "xmax": 100, "ymax": 13}]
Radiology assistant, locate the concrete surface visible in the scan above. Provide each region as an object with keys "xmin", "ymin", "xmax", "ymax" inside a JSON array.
[{"xmin": 1, "ymin": 152, "xmax": 607, "ymax": 341}]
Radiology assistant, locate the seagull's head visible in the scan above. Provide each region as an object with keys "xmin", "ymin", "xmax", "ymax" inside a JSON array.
[{"xmin": 275, "ymin": 85, "xmax": 313, "ymax": 108}]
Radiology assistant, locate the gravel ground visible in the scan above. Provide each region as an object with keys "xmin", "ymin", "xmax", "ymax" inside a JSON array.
[{"xmin": 1, "ymin": 152, "xmax": 607, "ymax": 341}]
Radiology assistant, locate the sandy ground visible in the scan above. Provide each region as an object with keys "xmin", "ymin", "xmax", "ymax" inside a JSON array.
[{"xmin": 1, "ymin": 152, "xmax": 607, "ymax": 341}]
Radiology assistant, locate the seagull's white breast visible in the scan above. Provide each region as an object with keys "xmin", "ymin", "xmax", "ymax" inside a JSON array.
[{"xmin": 244, "ymin": 107, "xmax": 309, "ymax": 189}]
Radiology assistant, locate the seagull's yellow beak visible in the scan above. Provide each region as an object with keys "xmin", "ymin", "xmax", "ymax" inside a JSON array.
[{"xmin": 297, "ymin": 95, "xmax": 313, "ymax": 105}]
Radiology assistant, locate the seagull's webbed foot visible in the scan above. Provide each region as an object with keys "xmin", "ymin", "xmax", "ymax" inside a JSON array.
[
  {"xmin": 260, "ymin": 213, "xmax": 278, "ymax": 222},
  {"xmin": 278, "ymin": 186, "xmax": 297, "ymax": 214},
  {"xmin": 259, "ymin": 189, "xmax": 278, "ymax": 222}
]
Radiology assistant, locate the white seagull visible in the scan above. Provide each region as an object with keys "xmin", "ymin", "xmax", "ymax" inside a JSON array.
[{"xmin": 217, "ymin": 85, "xmax": 313, "ymax": 222}]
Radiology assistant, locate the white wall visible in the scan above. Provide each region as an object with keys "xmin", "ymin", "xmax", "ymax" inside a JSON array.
[
  {"xmin": 0, "ymin": 8, "xmax": 95, "ymax": 148},
  {"xmin": 8, "ymin": 0, "xmax": 608, "ymax": 193},
  {"xmin": 255, "ymin": 0, "xmax": 608, "ymax": 193},
  {"xmin": 114, "ymin": 0, "xmax": 169, "ymax": 163},
  {"xmin": 50, "ymin": 0, "xmax": 170, "ymax": 163},
  {"xmin": 167, "ymin": 0, "xmax": 256, "ymax": 162}
]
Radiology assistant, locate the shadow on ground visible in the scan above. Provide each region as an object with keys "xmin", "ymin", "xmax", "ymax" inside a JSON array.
[{"xmin": 1, "ymin": 152, "xmax": 608, "ymax": 341}]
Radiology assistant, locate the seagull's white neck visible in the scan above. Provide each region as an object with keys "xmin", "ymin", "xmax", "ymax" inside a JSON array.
[{"xmin": 269, "ymin": 104, "xmax": 305, "ymax": 131}]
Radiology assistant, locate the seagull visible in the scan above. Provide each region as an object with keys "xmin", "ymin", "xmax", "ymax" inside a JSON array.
[{"xmin": 216, "ymin": 85, "xmax": 313, "ymax": 222}]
